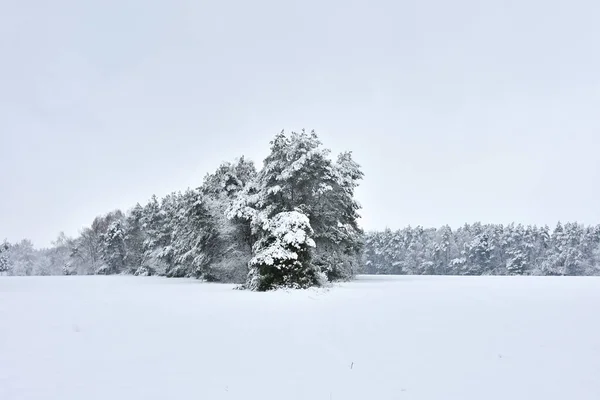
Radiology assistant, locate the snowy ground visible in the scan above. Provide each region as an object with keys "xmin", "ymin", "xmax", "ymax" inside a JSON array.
[{"xmin": 1, "ymin": 275, "xmax": 600, "ymax": 400}]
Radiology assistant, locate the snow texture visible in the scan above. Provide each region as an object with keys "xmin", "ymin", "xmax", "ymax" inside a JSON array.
[
  {"xmin": 265, "ymin": 211, "xmax": 316, "ymax": 249},
  {"xmin": 250, "ymin": 211, "xmax": 315, "ymax": 268},
  {"xmin": 1, "ymin": 275, "xmax": 600, "ymax": 399}
]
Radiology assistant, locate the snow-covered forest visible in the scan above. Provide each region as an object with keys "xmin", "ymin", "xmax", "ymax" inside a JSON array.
[
  {"xmin": 2, "ymin": 131, "xmax": 600, "ymax": 283},
  {"xmin": 363, "ymin": 223, "xmax": 600, "ymax": 276},
  {"xmin": 1, "ymin": 131, "xmax": 364, "ymax": 290}
]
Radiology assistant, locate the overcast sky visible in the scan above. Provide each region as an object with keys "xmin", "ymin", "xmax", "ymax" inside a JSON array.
[{"xmin": 1, "ymin": 0, "xmax": 599, "ymax": 247}]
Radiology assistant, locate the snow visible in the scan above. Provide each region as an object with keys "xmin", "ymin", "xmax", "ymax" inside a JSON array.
[
  {"xmin": 250, "ymin": 243, "xmax": 298, "ymax": 266},
  {"xmin": 268, "ymin": 211, "xmax": 315, "ymax": 248},
  {"xmin": 250, "ymin": 211, "xmax": 316, "ymax": 267},
  {"xmin": 2, "ymin": 275, "xmax": 600, "ymax": 400}
]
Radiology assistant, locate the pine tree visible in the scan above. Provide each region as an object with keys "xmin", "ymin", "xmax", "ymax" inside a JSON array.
[
  {"xmin": 198, "ymin": 157, "xmax": 257, "ymax": 282},
  {"xmin": 123, "ymin": 203, "xmax": 146, "ymax": 274},
  {"xmin": 433, "ymin": 225, "xmax": 453, "ymax": 274},
  {"xmin": 506, "ymin": 249, "xmax": 527, "ymax": 275},
  {"xmin": 201, "ymin": 156, "xmax": 256, "ymax": 199},
  {"xmin": 248, "ymin": 210, "xmax": 322, "ymax": 291},
  {"xmin": 169, "ymin": 189, "xmax": 217, "ymax": 279},
  {"xmin": 228, "ymin": 130, "xmax": 361, "ymax": 290},
  {"xmin": 502, "ymin": 225, "xmax": 526, "ymax": 275},
  {"xmin": 98, "ymin": 219, "xmax": 126, "ymax": 275},
  {"xmin": 311, "ymin": 151, "xmax": 364, "ymax": 280},
  {"xmin": 385, "ymin": 230, "xmax": 404, "ymax": 274},
  {"xmin": 592, "ymin": 243, "xmax": 600, "ymax": 275},
  {"xmin": 464, "ymin": 229, "xmax": 493, "ymax": 275},
  {"xmin": 141, "ymin": 194, "xmax": 176, "ymax": 275},
  {"xmin": 0, "ymin": 240, "xmax": 10, "ymax": 275},
  {"xmin": 68, "ymin": 212, "xmax": 123, "ymax": 275},
  {"xmin": 228, "ymin": 131, "xmax": 324, "ymax": 289}
]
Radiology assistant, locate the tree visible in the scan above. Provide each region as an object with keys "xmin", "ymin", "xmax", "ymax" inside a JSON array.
[
  {"xmin": 0, "ymin": 240, "xmax": 10, "ymax": 275},
  {"xmin": 503, "ymin": 225, "xmax": 527, "ymax": 275},
  {"xmin": 44, "ymin": 232, "xmax": 73, "ymax": 275},
  {"xmin": 66, "ymin": 211, "xmax": 124, "ymax": 275},
  {"xmin": 506, "ymin": 249, "xmax": 527, "ymax": 275},
  {"xmin": 141, "ymin": 195, "xmax": 176, "ymax": 275},
  {"xmin": 196, "ymin": 158, "xmax": 257, "ymax": 282},
  {"xmin": 311, "ymin": 151, "xmax": 364, "ymax": 280},
  {"xmin": 592, "ymin": 243, "xmax": 600, "ymax": 275},
  {"xmin": 7, "ymin": 239, "xmax": 36, "ymax": 276},
  {"xmin": 169, "ymin": 189, "xmax": 216, "ymax": 278},
  {"xmin": 98, "ymin": 219, "xmax": 126, "ymax": 275},
  {"xmin": 433, "ymin": 225, "xmax": 454, "ymax": 274},
  {"xmin": 229, "ymin": 130, "xmax": 362, "ymax": 290},
  {"xmin": 201, "ymin": 156, "xmax": 257, "ymax": 199},
  {"xmin": 248, "ymin": 210, "xmax": 323, "ymax": 291},
  {"xmin": 123, "ymin": 204, "xmax": 146, "ymax": 274},
  {"xmin": 68, "ymin": 229, "xmax": 100, "ymax": 275}
]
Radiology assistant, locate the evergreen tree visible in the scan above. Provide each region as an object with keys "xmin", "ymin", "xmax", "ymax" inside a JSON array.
[
  {"xmin": 248, "ymin": 210, "xmax": 323, "ymax": 291},
  {"xmin": 98, "ymin": 219, "xmax": 126, "ymax": 275},
  {"xmin": 141, "ymin": 195, "xmax": 176, "ymax": 275},
  {"xmin": 198, "ymin": 157, "xmax": 257, "ymax": 282},
  {"xmin": 123, "ymin": 204, "xmax": 146, "ymax": 274},
  {"xmin": 0, "ymin": 240, "xmax": 10, "ymax": 275},
  {"xmin": 229, "ymin": 130, "xmax": 362, "ymax": 290},
  {"xmin": 593, "ymin": 243, "xmax": 600, "ymax": 274},
  {"xmin": 432, "ymin": 225, "xmax": 453, "ymax": 274},
  {"xmin": 506, "ymin": 249, "xmax": 527, "ymax": 275},
  {"xmin": 169, "ymin": 189, "xmax": 217, "ymax": 278},
  {"xmin": 463, "ymin": 229, "xmax": 494, "ymax": 275},
  {"xmin": 201, "ymin": 156, "xmax": 257, "ymax": 199},
  {"xmin": 311, "ymin": 151, "xmax": 364, "ymax": 280}
]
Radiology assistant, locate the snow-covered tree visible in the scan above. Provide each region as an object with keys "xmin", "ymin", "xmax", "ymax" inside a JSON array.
[
  {"xmin": 141, "ymin": 195, "xmax": 176, "ymax": 275},
  {"xmin": 168, "ymin": 189, "xmax": 216, "ymax": 278},
  {"xmin": 0, "ymin": 240, "xmax": 10, "ymax": 275},
  {"xmin": 506, "ymin": 249, "xmax": 527, "ymax": 275},
  {"xmin": 463, "ymin": 230, "xmax": 494, "ymax": 275},
  {"xmin": 198, "ymin": 157, "xmax": 257, "ymax": 283},
  {"xmin": 592, "ymin": 243, "xmax": 600, "ymax": 275},
  {"xmin": 228, "ymin": 130, "xmax": 363, "ymax": 290},
  {"xmin": 98, "ymin": 219, "xmax": 126, "ymax": 275},
  {"xmin": 433, "ymin": 225, "xmax": 455, "ymax": 274},
  {"xmin": 248, "ymin": 210, "xmax": 324, "ymax": 291},
  {"xmin": 201, "ymin": 156, "xmax": 256, "ymax": 200},
  {"xmin": 7, "ymin": 239, "xmax": 36, "ymax": 276},
  {"xmin": 66, "ymin": 211, "xmax": 124, "ymax": 275},
  {"xmin": 123, "ymin": 203, "xmax": 146, "ymax": 274},
  {"xmin": 41, "ymin": 232, "xmax": 72, "ymax": 275},
  {"xmin": 311, "ymin": 151, "xmax": 364, "ymax": 280}
]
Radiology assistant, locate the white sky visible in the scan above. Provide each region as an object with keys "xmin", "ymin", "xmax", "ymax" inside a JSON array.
[{"xmin": 1, "ymin": 0, "xmax": 599, "ymax": 247}]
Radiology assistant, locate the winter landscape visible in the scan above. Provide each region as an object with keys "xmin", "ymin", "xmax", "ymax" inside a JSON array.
[
  {"xmin": 2, "ymin": 131, "xmax": 599, "ymax": 281},
  {"xmin": 2, "ymin": 96, "xmax": 600, "ymax": 400},
  {"xmin": 2, "ymin": 131, "xmax": 600, "ymax": 400},
  {"xmin": 3, "ymin": 0, "xmax": 600, "ymax": 399}
]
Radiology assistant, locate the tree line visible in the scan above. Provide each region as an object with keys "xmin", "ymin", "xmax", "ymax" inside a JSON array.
[
  {"xmin": 3, "ymin": 131, "xmax": 599, "ymax": 283},
  {"xmin": 1, "ymin": 131, "xmax": 364, "ymax": 290},
  {"xmin": 363, "ymin": 222, "xmax": 600, "ymax": 276}
]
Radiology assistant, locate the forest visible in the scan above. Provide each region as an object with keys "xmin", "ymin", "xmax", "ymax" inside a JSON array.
[
  {"xmin": 1, "ymin": 130, "xmax": 364, "ymax": 290},
  {"xmin": 2, "ymin": 131, "xmax": 599, "ymax": 286},
  {"xmin": 363, "ymin": 222, "xmax": 600, "ymax": 276}
]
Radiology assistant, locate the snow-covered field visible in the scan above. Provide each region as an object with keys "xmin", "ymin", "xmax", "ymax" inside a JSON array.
[{"xmin": 1, "ymin": 275, "xmax": 600, "ymax": 400}]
